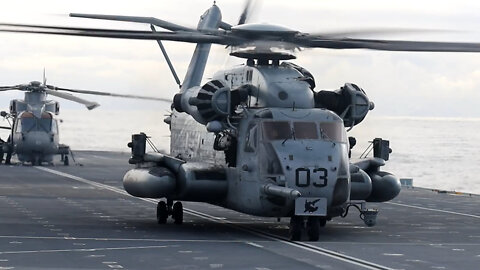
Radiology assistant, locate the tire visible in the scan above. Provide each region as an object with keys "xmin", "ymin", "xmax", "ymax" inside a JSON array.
[
  {"xmin": 64, "ymin": 156, "xmax": 69, "ymax": 166},
  {"xmin": 307, "ymin": 217, "xmax": 320, "ymax": 241},
  {"xmin": 289, "ymin": 216, "xmax": 303, "ymax": 241},
  {"xmin": 157, "ymin": 201, "xmax": 168, "ymax": 224},
  {"xmin": 319, "ymin": 217, "xmax": 327, "ymax": 227},
  {"xmin": 172, "ymin": 201, "xmax": 183, "ymax": 225}
]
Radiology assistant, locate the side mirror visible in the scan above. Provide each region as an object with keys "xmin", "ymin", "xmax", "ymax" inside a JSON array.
[{"xmin": 0, "ymin": 111, "xmax": 7, "ymax": 117}]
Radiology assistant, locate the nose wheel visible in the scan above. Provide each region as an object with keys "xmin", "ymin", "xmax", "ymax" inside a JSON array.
[
  {"xmin": 306, "ymin": 217, "xmax": 320, "ymax": 241},
  {"xmin": 156, "ymin": 201, "xmax": 168, "ymax": 224},
  {"xmin": 156, "ymin": 200, "xmax": 183, "ymax": 225},
  {"xmin": 289, "ymin": 216, "xmax": 303, "ymax": 241},
  {"xmin": 289, "ymin": 216, "xmax": 322, "ymax": 241}
]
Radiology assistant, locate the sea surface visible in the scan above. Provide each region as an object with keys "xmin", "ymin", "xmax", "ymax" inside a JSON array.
[
  {"xmin": 349, "ymin": 116, "xmax": 480, "ymax": 195},
  {"xmin": 3, "ymin": 108, "xmax": 478, "ymax": 194}
]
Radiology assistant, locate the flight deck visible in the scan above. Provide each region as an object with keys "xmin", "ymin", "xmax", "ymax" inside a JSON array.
[{"xmin": 0, "ymin": 151, "xmax": 479, "ymax": 270}]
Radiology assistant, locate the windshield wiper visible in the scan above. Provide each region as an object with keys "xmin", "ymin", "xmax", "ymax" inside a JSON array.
[
  {"xmin": 282, "ymin": 128, "xmax": 296, "ymax": 146},
  {"xmin": 319, "ymin": 128, "xmax": 332, "ymax": 141}
]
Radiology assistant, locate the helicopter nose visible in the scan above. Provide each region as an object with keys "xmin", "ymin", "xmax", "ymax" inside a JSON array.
[{"xmin": 20, "ymin": 132, "xmax": 53, "ymax": 153}]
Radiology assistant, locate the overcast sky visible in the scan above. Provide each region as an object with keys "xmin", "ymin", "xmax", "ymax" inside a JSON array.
[{"xmin": 1, "ymin": 0, "xmax": 480, "ymax": 117}]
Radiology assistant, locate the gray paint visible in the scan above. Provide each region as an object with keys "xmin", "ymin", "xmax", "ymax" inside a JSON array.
[{"xmin": 180, "ymin": 5, "xmax": 222, "ymax": 91}]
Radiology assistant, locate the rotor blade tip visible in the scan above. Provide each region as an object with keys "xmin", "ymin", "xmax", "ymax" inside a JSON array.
[{"xmin": 87, "ymin": 103, "xmax": 100, "ymax": 110}]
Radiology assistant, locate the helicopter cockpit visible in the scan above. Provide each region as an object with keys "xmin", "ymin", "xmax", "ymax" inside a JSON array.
[
  {"xmin": 15, "ymin": 112, "xmax": 58, "ymax": 134},
  {"xmin": 261, "ymin": 121, "xmax": 346, "ymax": 143},
  {"xmin": 240, "ymin": 108, "xmax": 349, "ymax": 181}
]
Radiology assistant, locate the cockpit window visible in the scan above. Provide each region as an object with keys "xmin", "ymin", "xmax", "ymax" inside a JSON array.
[
  {"xmin": 15, "ymin": 112, "xmax": 53, "ymax": 132},
  {"xmin": 38, "ymin": 118, "xmax": 52, "ymax": 132},
  {"xmin": 263, "ymin": 121, "xmax": 292, "ymax": 140},
  {"xmin": 293, "ymin": 122, "xmax": 318, "ymax": 139},
  {"xmin": 320, "ymin": 122, "xmax": 346, "ymax": 142}
]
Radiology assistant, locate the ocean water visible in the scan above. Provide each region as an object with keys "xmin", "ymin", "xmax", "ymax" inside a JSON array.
[
  {"xmin": 8, "ymin": 108, "xmax": 477, "ymax": 194},
  {"xmin": 349, "ymin": 116, "xmax": 480, "ymax": 194}
]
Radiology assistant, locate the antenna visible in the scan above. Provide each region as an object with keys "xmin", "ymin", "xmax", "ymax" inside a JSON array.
[{"xmin": 43, "ymin": 68, "xmax": 47, "ymax": 86}]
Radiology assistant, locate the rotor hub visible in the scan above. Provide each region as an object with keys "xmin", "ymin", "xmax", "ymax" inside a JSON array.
[
  {"xmin": 230, "ymin": 41, "xmax": 297, "ymax": 61},
  {"xmin": 231, "ymin": 23, "xmax": 298, "ymax": 36}
]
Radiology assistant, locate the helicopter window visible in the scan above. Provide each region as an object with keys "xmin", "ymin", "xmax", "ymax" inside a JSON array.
[
  {"xmin": 18, "ymin": 113, "xmax": 35, "ymax": 132},
  {"xmin": 320, "ymin": 122, "xmax": 346, "ymax": 142},
  {"xmin": 38, "ymin": 118, "xmax": 52, "ymax": 132},
  {"xmin": 293, "ymin": 122, "xmax": 318, "ymax": 139},
  {"xmin": 263, "ymin": 121, "xmax": 292, "ymax": 141},
  {"xmin": 19, "ymin": 118, "xmax": 36, "ymax": 132},
  {"xmin": 244, "ymin": 123, "xmax": 258, "ymax": 152},
  {"xmin": 38, "ymin": 113, "xmax": 53, "ymax": 132},
  {"xmin": 260, "ymin": 143, "xmax": 283, "ymax": 175}
]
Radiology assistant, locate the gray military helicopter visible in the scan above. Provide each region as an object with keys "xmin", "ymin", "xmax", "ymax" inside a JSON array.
[
  {"xmin": 3, "ymin": 1, "xmax": 480, "ymax": 240},
  {"xmin": 0, "ymin": 77, "xmax": 168, "ymax": 166}
]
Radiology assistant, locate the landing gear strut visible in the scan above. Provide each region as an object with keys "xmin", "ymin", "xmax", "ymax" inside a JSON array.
[
  {"xmin": 156, "ymin": 200, "xmax": 183, "ymax": 225},
  {"xmin": 289, "ymin": 216, "xmax": 324, "ymax": 241},
  {"xmin": 289, "ymin": 216, "xmax": 303, "ymax": 241}
]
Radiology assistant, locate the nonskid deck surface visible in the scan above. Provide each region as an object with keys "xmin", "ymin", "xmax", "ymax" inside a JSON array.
[{"xmin": 0, "ymin": 151, "xmax": 479, "ymax": 270}]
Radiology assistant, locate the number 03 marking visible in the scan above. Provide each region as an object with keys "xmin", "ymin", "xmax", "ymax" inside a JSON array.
[{"xmin": 295, "ymin": 168, "xmax": 328, "ymax": 188}]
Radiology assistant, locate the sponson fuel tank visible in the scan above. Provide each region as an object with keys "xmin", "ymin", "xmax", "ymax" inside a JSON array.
[
  {"xmin": 349, "ymin": 158, "xmax": 401, "ymax": 202},
  {"xmin": 176, "ymin": 162, "xmax": 228, "ymax": 202},
  {"xmin": 123, "ymin": 167, "xmax": 176, "ymax": 198},
  {"xmin": 123, "ymin": 162, "xmax": 228, "ymax": 202}
]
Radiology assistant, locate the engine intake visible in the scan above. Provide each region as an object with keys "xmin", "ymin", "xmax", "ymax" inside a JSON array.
[
  {"xmin": 173, "ymin": 80, "xmax": 249, "ymax": 125},
  {"xmin": 315, "ymin": 83, "xmax": 374, "ymax": 128},
  {"xmin": 189, "ymin": 80, "xmax": 231, "ymax": 122}
]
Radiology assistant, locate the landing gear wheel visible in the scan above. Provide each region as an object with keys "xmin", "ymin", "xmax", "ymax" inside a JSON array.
[
  {"xmin": 289, "ymin": 216, "xmax": 303, "ymax": 241},
  {"xmin": 172, "ymin": 201, "xmax": 183, "ymax": 225},
  {"xmin": 319, "ymin": 217, "xmax": 327, "ymax": 227},
  {"xmin": 306, "ymin": 217, "xmax": 320, "ymax": 241},
  {"xmin": 156, "ymin": 201, "xmax": 168, "ymax": 224},
  {"xmin": 64, "ymin": 156, "xmax": 69, "ymax": 166}
]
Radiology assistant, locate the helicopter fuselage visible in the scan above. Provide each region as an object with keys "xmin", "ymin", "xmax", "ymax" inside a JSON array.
[
  {"xmin": 12, "ymin": 111, "xmax": 59, "ymax": 164},
  {"xmin": 7, "ymin": 91, "xmax": 62, "ymax": 165},
  {"xmin": 169, "ymin": 106, "xmax": 349, "ymax": 217},
  {"xmin": 125, "ymin": 62, "xmax": 356, "ymax": 218}
]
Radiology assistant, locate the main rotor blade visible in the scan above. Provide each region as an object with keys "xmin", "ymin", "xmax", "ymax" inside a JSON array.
[
  {"xmin": 70, "ymin": 13, "xmax": 195, "ymax": 32},
  {"xmin": 49, "ymin": 86, "xmax": 172, "ymax": 103},
  {"xmin": 303, "ymin": 37, "xmax": 480, "ymax": 52},
  {"xmin": 45, "ymin": 89, "xmax": 100, "ymax": 110},
  {"xmin": 307, "ymin": 28, "xmax": 453, "ymax": 39},
  {"xmin": 0, "ymin": 86, "xmax": 20, "ymax": 91},
  {"xmin": 238, "ymin": 0, "xmax": 253, "ymax": 25},
  {"xmin": 0, "ymin": 23, "xmax": 158, "ymax": 34},
  {"xmin": 3, "ymin": 23, "xmax": 480, "ymax": 53},
  {"xmin": 0, "ymin": 24, "xmax": 231, "ymax": 45},
  {"xmin": 0, "ymin": 23, "xmax": 229, "ymax": 43}
]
